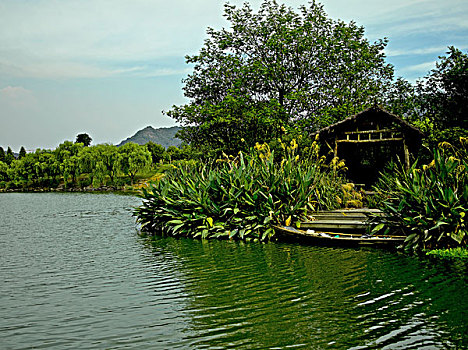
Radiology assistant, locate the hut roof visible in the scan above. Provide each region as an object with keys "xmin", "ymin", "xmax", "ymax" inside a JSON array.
[{"xmin": 313, "ymin": 106, "xmax": 424, "ymax": 138}]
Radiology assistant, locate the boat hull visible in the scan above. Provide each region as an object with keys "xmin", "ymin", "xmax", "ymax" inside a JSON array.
[{"xmin": 274, "ymin": 225, "xmax": 405, "ymax": 248}]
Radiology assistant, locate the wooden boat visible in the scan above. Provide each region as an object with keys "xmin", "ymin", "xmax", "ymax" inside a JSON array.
[{"xmin": 274, "ymin": 225, "xmax": 406, "ymax": 248}]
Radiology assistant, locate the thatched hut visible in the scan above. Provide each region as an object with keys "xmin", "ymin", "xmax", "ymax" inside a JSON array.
[{"xmin": 314, "ymin": 106, "xmax": 424, "ymax": 186}]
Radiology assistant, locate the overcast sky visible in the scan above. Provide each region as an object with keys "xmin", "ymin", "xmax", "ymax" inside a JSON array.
[{"xmin": 1, "ymin": 0, "xmax": 467, "ymax": 151}]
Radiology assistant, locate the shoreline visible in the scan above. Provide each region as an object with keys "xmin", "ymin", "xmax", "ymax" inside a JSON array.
[{"xmin": 0, "ymin": 185, "xmax": 139, "ymax": 195}]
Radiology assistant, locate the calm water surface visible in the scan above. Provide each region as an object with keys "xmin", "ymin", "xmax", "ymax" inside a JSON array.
[{"xmin": 0, "ymin": 193, "xmax": 466, "ymax": 349}]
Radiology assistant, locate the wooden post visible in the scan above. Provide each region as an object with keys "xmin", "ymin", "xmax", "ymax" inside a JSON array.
[
  {"xmin": 334, "ymin": 136, "xmax": 338, "ymax": 158},
  {"xmin": 403, "ymin": 138, "xmax": 410, "ymax": 170}
]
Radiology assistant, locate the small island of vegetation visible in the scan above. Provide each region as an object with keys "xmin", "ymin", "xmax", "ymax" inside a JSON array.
[{"xmin": 136, "ymin": 0, "xmax": 467, "ymax": 257}]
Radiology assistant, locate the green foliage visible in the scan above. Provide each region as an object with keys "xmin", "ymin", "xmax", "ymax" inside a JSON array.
[
  {"xmin": 135, "ymin": 142, "xmax": 346, "ymax": 241},
  {"xmin": 78, "ymin": 146, "xmax": 99, "ymax": 186},
  {"xmin": 119, "ymin": 143, "xmax": 152, "ymax": 184},
  {"xmin": 5, "ymin": 148, "xmax": 61, "ymax": 188},
  {"xmin": 412, "ymin": 119, "xmax": 468, "ymax": 152},
  {"xmin": 174, "ymin": 91, "xmax": 287, "ymax": 155},
  {"xmin": 168, "ymin": 0, "xmax": 394, "ymax": 152},
  {"xmin": 0, "ymin": 161, "xmax": 8, "ymax": 181},
  {"xmin": 401, "ymin": 46, "xmax": 468, "ymax": 149},
  {"xmin": 75, "ymin": 133, "xmax": 92, "ymax": 147},
  {"xmin": 0, "ymin": 140, "xmax": 167, "ymax": 191},
  {"xmin": 373, "ymin": 138, "xmax": 467, "ymax": 253},
  {"xmin": 94, "ymin": 144, "xmax": 121, "ymax": 184},
  {"xmin": 178, "ymin": 144, "xmax": 205, "ymax": 161},
  {"xmin": 0, "ymin": 147, "xmax": 5, "ymax": 162},
  {"xmin": 146, "ymin": 142, "xmax": 166, "ymax": 164},
  {"xmin": 165, "ymin": 145, "xmax": 183, "ymax": 161},
  {"xmin": 416, "ymin": 46, "xmax": 468, "ymax": 130},
  {"xmin": 5, "ymin": 147, "xmax": 15, "ymax": 165},
  {"xmin": 384, "ymin": 77, "xmax": 420, "ymax": 120},
  {"xmin": 54, "ymin": 141, "xmax": 84, "ymax": 186},
  {"xmin": 426, "ymin": 247, "xmax": 468, "ymax": 259},
  {"xmin": 18, "ymin": 147, "xmax": 26, "ymax": 159}
]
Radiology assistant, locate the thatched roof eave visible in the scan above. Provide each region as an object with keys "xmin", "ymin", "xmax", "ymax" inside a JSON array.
[{"xmin": 312, "ymin": 106, "xmax": 424, "ymax": 139}]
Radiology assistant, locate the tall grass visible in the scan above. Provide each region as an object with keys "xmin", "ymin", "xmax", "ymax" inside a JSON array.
[
  {"xmin": 373, "ymin": 138, "xmax": 467, "ymax": 252},
  {"xmin": 135, "ymin": 141, "xmax": 347, "ymax": 241}
]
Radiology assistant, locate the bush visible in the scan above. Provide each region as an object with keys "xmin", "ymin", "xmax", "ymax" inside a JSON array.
[
  {"xmin": 373, "ymin": 138, "xmax": 467, "ymax": 253},
  {"xmin": 135, "ymin": 141, "xmax": 347, "ymax": 241}
]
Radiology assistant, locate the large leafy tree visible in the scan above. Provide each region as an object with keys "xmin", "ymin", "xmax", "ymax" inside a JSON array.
[
  {"xmin": 167, "ymin": 0, "xmax": 394, "ymax": 152},
  {"xmin": 18, "ymin": 147, "xmax": 26, "ymax": 159},
  {"xmin": 418, "ymin": 46, "xmax": 468, "ymax": 129},
  {"xmin": 75, "ymin": 133, "xmax": 92, "ymax": 147}
]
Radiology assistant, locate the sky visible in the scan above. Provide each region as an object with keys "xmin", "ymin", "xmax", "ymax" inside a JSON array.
[{"xmin": 1, "ymin": 0, "xmax": 467, "ymax": 152}]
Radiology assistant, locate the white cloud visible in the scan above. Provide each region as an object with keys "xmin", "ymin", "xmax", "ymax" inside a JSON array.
[
  {"xmin": 400, "ymin": 61, "xmax": 436, "ymax": 73},
  {"xmin": 0, "ymin": 85, "xmax": 37, "ymax": 109},
  {"xmin": 0, "ymin": 0, "xmax": 226, "ymax": 79},
  {"xmin": 385, "ymin": 46, "xmax": 453, "ymax": 57},
  {"xmin": 0, "ymin": 0, "xmax": 466, "ymax": 79},
  {"xmin": 0, "ymin": 86, "xmax": 32, "ymax": 99},
  {"xmin": 0, "ymin": 1, "xmax": 269, "ymax": 79}
]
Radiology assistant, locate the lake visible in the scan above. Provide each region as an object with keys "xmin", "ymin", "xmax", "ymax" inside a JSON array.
[{"xmin": 0, "ymin": 193, "xmax": 466, "ymax": 349}]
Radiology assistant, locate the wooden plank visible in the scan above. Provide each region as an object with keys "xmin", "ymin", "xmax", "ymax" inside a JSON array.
[
  {"xmin": 344, "ymin": 129, "xmax": 396, "ymax": 135},
  {"xmin": 320, "ymin": 209, "xmax": 383, "ymax": 213},
  {"xmin": 300, "ymin": 221, "xmax": 367, "ymax": 230},
  {"xmin": 336, "ymin": 138, "xmax": 403, "ymax": 143},
  {"xmin": 309, "ymin": 214, "xmax": 370, "ymax": 221}
]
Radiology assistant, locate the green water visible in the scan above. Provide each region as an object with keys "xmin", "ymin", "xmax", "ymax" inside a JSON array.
[{"xmin": 0, "ymin": 193, "xmax": 466, "ymax": 349}]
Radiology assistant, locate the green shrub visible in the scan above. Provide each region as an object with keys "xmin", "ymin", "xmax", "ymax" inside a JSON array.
[
  {"xmin": 426, "ymin": 247, "xmax": 468, "ymax": 259},
  {"xmin": 135, "ymin": 141, "xmax": 346, "ymax": 241},
  {"xmin": 373, "ymin": 138, "xmax": 467, "ymax": 252}
]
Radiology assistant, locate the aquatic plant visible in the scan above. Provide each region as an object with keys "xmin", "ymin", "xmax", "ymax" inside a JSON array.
[
  {"xmin": 426, "ymin": 247, "xmax": 468, "ymax": 259},
  {"xmin": 135, "ymin": 141, "xmax": 346, "ymax": 241},
  {"xmin": 373, "ymin": 138, "xmax": 467, "ymax": 252}
]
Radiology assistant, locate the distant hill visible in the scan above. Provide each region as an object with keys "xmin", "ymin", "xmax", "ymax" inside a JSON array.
[{"xmin": 117, "ymin": 126, "xmax": 182, "ymax": 148}]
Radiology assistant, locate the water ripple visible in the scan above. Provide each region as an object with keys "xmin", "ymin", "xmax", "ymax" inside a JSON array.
[{"xmin": 0, "ymin": 193, "xmax": 467, "ymax": 349}]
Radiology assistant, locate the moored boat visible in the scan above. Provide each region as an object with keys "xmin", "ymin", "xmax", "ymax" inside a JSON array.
[{"xmin": 274, "ymin": 225, "xmax": 406, "ymax": 248}]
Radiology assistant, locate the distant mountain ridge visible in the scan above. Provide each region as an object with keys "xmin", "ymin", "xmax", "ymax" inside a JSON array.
[{"xmin": 117, "ymin": 126, "xmax": 182, "ymax": 148}]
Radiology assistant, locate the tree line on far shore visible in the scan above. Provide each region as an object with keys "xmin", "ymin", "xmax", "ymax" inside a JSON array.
[{"xmin": 0, "ymin": 137, "xmax": 198, "ymax": 191}]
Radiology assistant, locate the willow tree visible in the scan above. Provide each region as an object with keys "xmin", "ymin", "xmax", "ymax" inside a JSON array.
[
  {"xmin": 167, "ymin": 0, "xmax": 394, "ymax": 152},
  {"xmin": 118, "ymin": 143, "xmax": 152, "ymax": 185}
]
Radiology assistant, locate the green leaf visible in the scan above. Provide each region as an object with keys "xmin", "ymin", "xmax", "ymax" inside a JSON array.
[
  {"xmin": 449, "ymin": 230, "xmax": 466, "ymax": 244},
  {"xmin": 167, "ymin": 219, "xmax": 183, "ymax": 225},
  {"xmin": 372, "ymin": 223, "xmax": 385, "ymax": 233}
]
